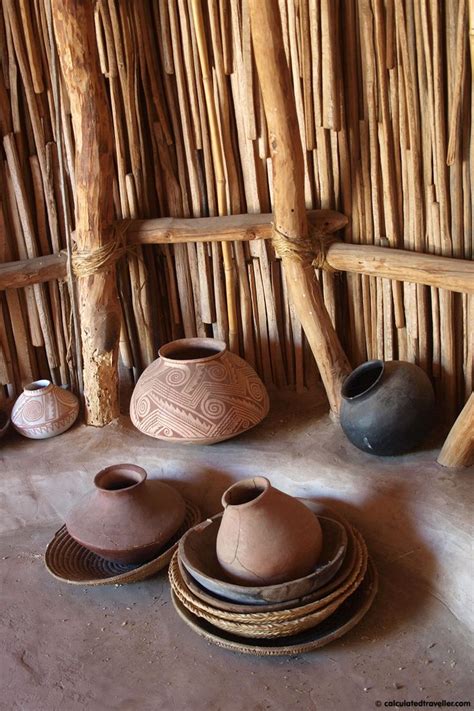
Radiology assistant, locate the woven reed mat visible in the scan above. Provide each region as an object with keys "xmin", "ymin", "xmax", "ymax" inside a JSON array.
[{"xmin": 45, "ymin": 500, "xmax": 201, "ymax": 585}]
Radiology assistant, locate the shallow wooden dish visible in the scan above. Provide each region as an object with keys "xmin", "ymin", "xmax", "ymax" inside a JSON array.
[
  {"xmin": 171, "ymin": 558, "xmax": 378, "ymax": 655},
  {"xmin": 45, "ymin": 500, "xmax": 201, "ymax": 585},
  {"xmin": 177, "ymin": 523, "xmax": 360, "ymax": 614},
  {"xmin": 171, "ymin": 530, "xmax": 367, "ymax": 638},
  {"xmin": 179, "ymin": 513, "xmax": 347, "ymax": 605}
]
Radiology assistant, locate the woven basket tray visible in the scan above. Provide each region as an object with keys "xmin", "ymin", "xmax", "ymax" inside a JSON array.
[
  {"xmin": 45, "ymin": 499, "xmax": 201, "ymax": 585},
  {"xmin": 171, "ymin": 557, "xmax": 378, "ymax": 655},
  {"xmin": 169, "ymin": 528, "xmax": 368, "ymax": 638}
]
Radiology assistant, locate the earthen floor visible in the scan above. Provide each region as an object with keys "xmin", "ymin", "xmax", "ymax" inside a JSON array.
[{"xmin": 1, "ymin": 390, "xmax": 472, "ymax": 711}]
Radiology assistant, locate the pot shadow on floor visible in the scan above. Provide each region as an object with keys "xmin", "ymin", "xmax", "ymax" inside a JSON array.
[
  {"xmin": 302, "ymin": 484, "xmax": 439, "ymax": 649},
  {"xmin": 154, "ymin": 467, "xmax": 235, "ymax": 519}
]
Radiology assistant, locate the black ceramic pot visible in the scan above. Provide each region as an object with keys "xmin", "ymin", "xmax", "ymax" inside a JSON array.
[{"xmin": 340, "ymin": 360, "xmax": 435, "ymax": 456}]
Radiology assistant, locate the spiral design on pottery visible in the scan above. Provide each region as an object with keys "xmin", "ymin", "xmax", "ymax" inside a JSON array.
[
  {"xmin": 165, "ymin": 367, "xmax": 189, "ymax": 387},
  {"xmin": 201, "ymin": 397, "xmax": 226, "ymax": 419},
  {"xmin": 22, "ymin": 400, "xmax": 43, "ymax": 423},
  {"xmin": 248, "ymin": 378, "xmax": 266, "ymax": 402},
  {"xmin": 135, "ymin": 395, "xmax": 151, "ymax": 419},
  {"xmin": 207, "ymin": 363, "xmax": 227, "ymax": 382}
]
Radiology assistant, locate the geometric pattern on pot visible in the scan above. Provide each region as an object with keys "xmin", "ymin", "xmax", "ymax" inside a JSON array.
[
  {"xmin": 11, "ymin": 379, "xmax": 79, "ymax": 439},
  {"xmin": 130, "ymin": 338, "xmax": 270, "ymax": 444}
]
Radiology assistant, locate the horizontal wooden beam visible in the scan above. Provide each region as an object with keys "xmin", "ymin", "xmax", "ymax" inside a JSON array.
[
  {"xmin": 125, "ymin": 209, "xmax": 348, "ymax": 245},
  {"xmin": 0, "ymin": 252, "xmax": 67, "ymax": 290},
  {"xmin": 326, "ymin": 243, "xmax": 474, "ymax": 295},
  {"xmin": 0, "ymin": 212, "xmax": 473, "ymax": 295}
]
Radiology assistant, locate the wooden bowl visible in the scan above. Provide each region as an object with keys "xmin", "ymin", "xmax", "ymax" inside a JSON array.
[
  {"xmin": 179, "ymin": 514, "xmax": 347, "ymax": 605},
  {"xmin": 177, "ymin": 522, "xmax": 360, "ymax": 614},
  {"xmin": 170, "ymin": 558, "xmax": 378, "ymax": 655},
  {"xmin": 170, "ymin": 537, "xmax": 368, "ymax": 638}
]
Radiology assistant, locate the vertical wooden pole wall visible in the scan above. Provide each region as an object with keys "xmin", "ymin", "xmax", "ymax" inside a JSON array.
[
  {"xmin": 248, "ymin": 0, "xmax": 351, "ymax": 414},
  {"xmin": 52, "ymin": 0, "xmax": 120, "ymax": 425}
]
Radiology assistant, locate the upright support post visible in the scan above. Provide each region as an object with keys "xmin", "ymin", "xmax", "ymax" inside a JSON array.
[
  {"xmin": 52, "ymin": 0, "xmax": 120, "ymax": 425},
  {"xmin": 248, "ymin": 0, "xmax": 351, "ymax": 414},
  {"xmin": 437, "ymin": 394, "xmax": 474, "ymax": 468}
]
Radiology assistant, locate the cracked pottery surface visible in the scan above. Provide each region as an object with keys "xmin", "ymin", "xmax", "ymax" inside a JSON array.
[{"xmin": 216, "ymin": 477, "xmax": 323, "ymax": 585}]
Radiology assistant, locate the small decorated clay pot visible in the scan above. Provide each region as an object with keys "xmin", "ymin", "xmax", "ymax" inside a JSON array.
[
  {"xmin": 130, "ymin": 338, "xmax": 270, "ymax": 444},
  {"xmin": 340, "ymin": 360, "xmax": 435, "ymax": 456},
  {"xmin": 216, "ymin": 477, "xmax": 323, "ymax": 585},
  {"xmin": 66, "ymin": 464, "xmax": 186, "ymax": 564},
  {"xmin": 11, "ymin": 380, "xmax": 79, "ymax": 439}
]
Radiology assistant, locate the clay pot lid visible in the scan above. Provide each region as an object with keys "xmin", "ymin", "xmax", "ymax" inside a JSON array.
[
  {"xmin": 341, "ymin": 360, "xmax": 385, "ymax": 401},
  {"xmin": 158, "ymin": 338, "xmax": 227, "ymax": 364},
  {"xmin": 221, "ymin": 476, "xmax": 270, "ymax": 509}
]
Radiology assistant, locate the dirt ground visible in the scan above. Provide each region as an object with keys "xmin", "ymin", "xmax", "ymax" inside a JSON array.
[{"xmin": 1, "ymin": 390, "xmax": 472, "ymax": 711}]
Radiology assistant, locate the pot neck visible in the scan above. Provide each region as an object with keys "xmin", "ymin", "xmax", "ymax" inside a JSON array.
[
  {"xmin": 158, "ymin": 338, "xmax": 227, "ymax": 365},
  {"xmin": 94, "ymin": 464, "xmax": 147, "ymax": 496},
  {"xmin": 221, "ymin": 477, "xmax": 271, "ymax": 510},
  {"xmin": 341, "ymin": 360, "xmax": 385, "ymax": 401},
  {"xmin": 23, "ymin": 379, "xmax": 54, "ymax": 397}
]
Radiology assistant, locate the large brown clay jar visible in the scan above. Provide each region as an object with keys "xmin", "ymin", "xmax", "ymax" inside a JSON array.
[
  {"xmin": 66, "ymin": 464, "xmax": 186, "ymax": 564},
  {"xmin": 216, "ymin": 477, "xmax": 323, "ymax": 585},
  {"xmin": 130, "ymin": 338, "xmax": 269, "ymax": 445}
]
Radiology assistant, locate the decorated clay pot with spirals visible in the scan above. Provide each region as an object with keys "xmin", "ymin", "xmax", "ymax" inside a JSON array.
[
  {"xmin": 130, "ymin": 338, "xmax": 269, "ymax": 444},
  {"xmin": 11, "ymin": 380, "xmax": 79, "ymax": 439}
]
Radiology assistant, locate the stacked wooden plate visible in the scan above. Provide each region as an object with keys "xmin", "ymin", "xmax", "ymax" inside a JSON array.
[{"xmin": 169, "ymin": 501, "xmax": 377, "ymax": 655}]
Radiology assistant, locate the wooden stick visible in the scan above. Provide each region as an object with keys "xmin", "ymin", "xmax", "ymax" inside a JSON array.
[
  {"xmin": 191, "ymin": 0, "xmax": 239, "ymax": 353},
  {"xmin": 247, "ymin": 0, "xmax": 350, "ymax": 414},
  {"xmin": 52, "ymin": 0, "xmax": 120, "ymax": 425},
  {"xmin": 446, "ymin": 0, "xmax": 467, "ymax": 166},
  {"xmin": 437, "ymin": 393, "xmax": 474, "ymax": 468},
  {"xmin": 126, "ymin": 210, "xmax": 347, "ymax": 244}
]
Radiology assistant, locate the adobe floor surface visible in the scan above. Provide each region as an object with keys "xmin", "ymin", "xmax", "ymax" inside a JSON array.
[{"xmin": 1, "ymin": 389, "xmax": 472, "ymax": 711}]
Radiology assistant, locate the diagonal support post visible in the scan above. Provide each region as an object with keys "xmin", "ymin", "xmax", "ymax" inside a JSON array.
[{"xmin": 247, "ymin": 0, "xmax": 351, "ymax": 414}]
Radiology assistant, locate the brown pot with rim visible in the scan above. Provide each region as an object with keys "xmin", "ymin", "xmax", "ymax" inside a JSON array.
[
  {"xmin": 66, "ymin": 464, "xmax": 186, "ymax": 564},
  {"xmin": 216, "ymin": 477, "xmax": 323, "ymax": 585},
  {"xmin": 130, "ymin": 338, "xmax": 270, "ymax": 445}
]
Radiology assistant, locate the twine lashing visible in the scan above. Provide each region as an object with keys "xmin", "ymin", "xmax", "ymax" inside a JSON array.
[
  {"xmin": 71, "ymin": 221, "xmax": 133, "ymax": 278},
  {"xmin": 272, "ymin": 224, "xmax": 340, "ymax": 271}
]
